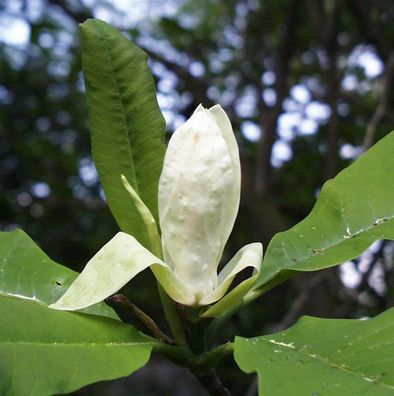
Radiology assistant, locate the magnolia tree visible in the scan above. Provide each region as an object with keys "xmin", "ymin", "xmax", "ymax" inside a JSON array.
[{"xmin": 1, "ymin": 20, "xmax": 394, "ymax": 396}]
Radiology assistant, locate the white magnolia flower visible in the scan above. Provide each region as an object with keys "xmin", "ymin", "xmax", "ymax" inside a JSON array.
[{"xmin": 50, "ymin": 105, "xmax": 262, "ymax": 317}]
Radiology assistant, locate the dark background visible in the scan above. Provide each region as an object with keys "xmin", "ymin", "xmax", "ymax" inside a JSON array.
[{"xmin": 1, "ymin": 0, "xmax": 393, "ymax": 394}]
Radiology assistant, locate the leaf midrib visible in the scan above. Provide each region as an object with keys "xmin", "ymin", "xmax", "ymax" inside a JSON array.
[
  {"xmin": 0, "ymin": 341, "xmax": 153, "ymax": 347},
  {"xmin": 95, "ymin": 22, "xmax": 140, "ymax": 196},
  {"xmin": 0, "ymin": 290, "xmax": 47, "ymax": 305},
  {"xmin": 262, "ymin": 338, "xmax": 394, "ymax": 391},
  {"xmin": 262, "ymin": 214, "xmax": 394, "ymax": 283}
]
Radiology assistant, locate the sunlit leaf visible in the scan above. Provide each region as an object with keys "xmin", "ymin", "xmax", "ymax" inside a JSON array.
[
  {"xmin": 254, "ymin": 132, "xmax": 394, "ymax": 293},
  {"xmin": 0, "ymin": 295, "xmax": 154, "ymax": 396},
  {"xmin": 81, "ymin": 19, "xmax": 166, "ymax": 248},
  {"xmin": 235, "ymin": 309, "xmax": 394, "ymax": 395},
  {"xmin": 0, "ymin": 229, "xmax": 117, "ymax": 319}
]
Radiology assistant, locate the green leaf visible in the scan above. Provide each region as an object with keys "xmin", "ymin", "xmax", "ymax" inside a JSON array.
[
  {"xmin": 254, "ymin": 131, "xmax": 394, "ymax": 292},
  {"xmin": 0, "ymin": 295, "xmax": 154, "ymax": 396},
  {"xmin": 81, "ymin": 19, "xmax": 166, "ymax": 248},
  {"xmin": 0, "ymin": 229, "xmax": 118, "ymax": 320},
  {"xmin": 235, "ymin": 308, "xmax": 394, "ymax": 395}
]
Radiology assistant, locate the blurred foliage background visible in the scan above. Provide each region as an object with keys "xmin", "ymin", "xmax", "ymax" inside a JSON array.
[{"xmin": 0, "ymin": 0, "xmax": 393, "ymax": 395}]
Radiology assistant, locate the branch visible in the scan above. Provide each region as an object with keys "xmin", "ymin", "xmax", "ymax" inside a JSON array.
[
  {"xmin": 190, "ymin": 368, "xmax": 232, "ymax": 396},
  {"xmin": 355, "ymin": 241, "xmax": 387, "ymax": 309},
  {"xmin": 324, "ymin": 1, "xmax": 341, "ymax": 180},
  {"xmin": 142, "ymin": 48, "xmax": 213, "ymax": 108},
  {"xmin": 46, "ymin": 0, "xmax": 211, "ymax": 108},
  {"xmin": 106, "ymin": 294, "xmax": 177, "ymax": 345},
  {"xmin": 304, "ymin": 0, "xmax": 328, "ymax": 43},
  {"xmin": 306, "ymin": 0, "xmax": 342, "ymax": 180},
  {"xmin": 362, "ymin": 53, "xmax": 394, "ymax": 151},
  {"xmin": 335, "ymin": 241, "xmax": 389, "ymax": 316},
  {"xmin": 46, "ymin": 0, "xmax": 90, "ymax": 23},
  {"xmin": 344, "ymin": 0, "xmax": 390, "ymax": 62},
  {"xmin": 272, "ymin": 271, "xmax": 329, "ymax": 332},
  {"xmin": 244, "ymin": 376, "xmax": 258, "ymax": 396},
  {"xmin": 254, "ymin": 0, "xmax": 299, "ymax": 194}
]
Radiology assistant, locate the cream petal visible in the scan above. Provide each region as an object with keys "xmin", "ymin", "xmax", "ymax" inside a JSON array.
[
  {"xmin": 207, "ymin": 104, "xmax": 241, "ymax": 271},
  {"xmin": 49, "ymin": 232, "xmax": 194, "ymax": 311},
  {"xmin": 158, "ymin": 105, "xmax": 241, "ymax": 301},
  {"xmin": 199, "ymin": 242, "xmax": 263, "ymax": 306},
  {"xmin": 151, "ymin": 265, "xmax": 196, "ymax": 305},
  {"xmin": 208, "ymin": 105, "xmax": 241, "ymax": 191},
  {"xmin": 200, "ymin": 275, "xmax": 258, "ymax": 318}
]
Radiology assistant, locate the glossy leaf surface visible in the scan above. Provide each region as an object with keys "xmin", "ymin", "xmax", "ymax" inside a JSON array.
[
  {"xmin": 255, "ymin": 132, "xmax": 394, "ymax": 292},
  {"xmin": 81, "ymin": 19, "xmax": 166, "ymax": 248},
  {"xmin": 0, "ymin": 229, "xmax": 117, "ymax": 319},
  {"xmin": 0, "ymin": 296, "xmax": 154, "ymax": 396},
  {"xmin": 235, "ymin": 309, "xmax": 394, "ymax": 395}
]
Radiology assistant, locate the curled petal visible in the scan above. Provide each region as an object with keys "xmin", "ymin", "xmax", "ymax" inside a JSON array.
[
  {"xmin": 200, "ymin": 275, "xmax": 258, "ymax": 318},
  {"xmin": 199, "ymin": 242, "xmax": 263, "ymax": 306},
  {"xmin": 49, "ymin": 232, "xmax": 194, "ymax": 311}
]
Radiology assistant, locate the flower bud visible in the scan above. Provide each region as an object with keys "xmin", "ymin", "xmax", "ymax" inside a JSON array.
[
  {"xmin": 50, "ymin": 104, "xmax": 261, "ymax": 315},
  {"xmin": 158, "ymin": 105, "xmax": 241, "ymax": 302}
]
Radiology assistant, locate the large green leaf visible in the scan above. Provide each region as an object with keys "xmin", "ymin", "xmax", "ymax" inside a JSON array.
[
  {"xmin": 235, "ymin": 308, "xmax": 394, "ymax": 395},
  {"xmin": 0, "ymin": 229, "xmax": 117, "ymax": 319},
  {"xmin": 81, "ymin": 19, "xmax": 166, "ymax": 248},
  {"xmin": 254, "ymin": 131, "xmax": 394, "ymax": 292},
  {"xmin": 0, "ymin": 295, "xmax": 154, "ymax": 396}
]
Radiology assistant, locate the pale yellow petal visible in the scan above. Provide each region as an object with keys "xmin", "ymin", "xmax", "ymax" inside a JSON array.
[
  {"xmin": 199, "ymin": 242, "xmax": 262, "ymax": 306},
  {"xmin": 200, "ymin": 275, "xmax": 258, "ymax": 318},
  {"xmin": 49, "ymin": 232, "xmax": 194, "ymax": 310}
]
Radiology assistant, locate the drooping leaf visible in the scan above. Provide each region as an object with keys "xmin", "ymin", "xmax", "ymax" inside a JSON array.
[
  {"xmin": 0, "ymin": 229, "xmax": 118, "ymax": 319},
  {"xmin": 235, "ymin": 308, "xmax": 394, "ymax": 395},
  {"xmin": 81, "ymin": 19, "xmax": 166, "ymax": 248},
  {"xmin": 254, "ymin": 131, "xmax": 394, "ymax": 292},
  {"xmin": 0, "ymin": 295, "xmax": 154, "ymax": 396}
]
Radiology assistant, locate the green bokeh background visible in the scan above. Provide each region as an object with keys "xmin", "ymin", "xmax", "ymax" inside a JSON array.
[{"xmin": 1, "ymin": 1, "xmax": 393, "ymax": 394}]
